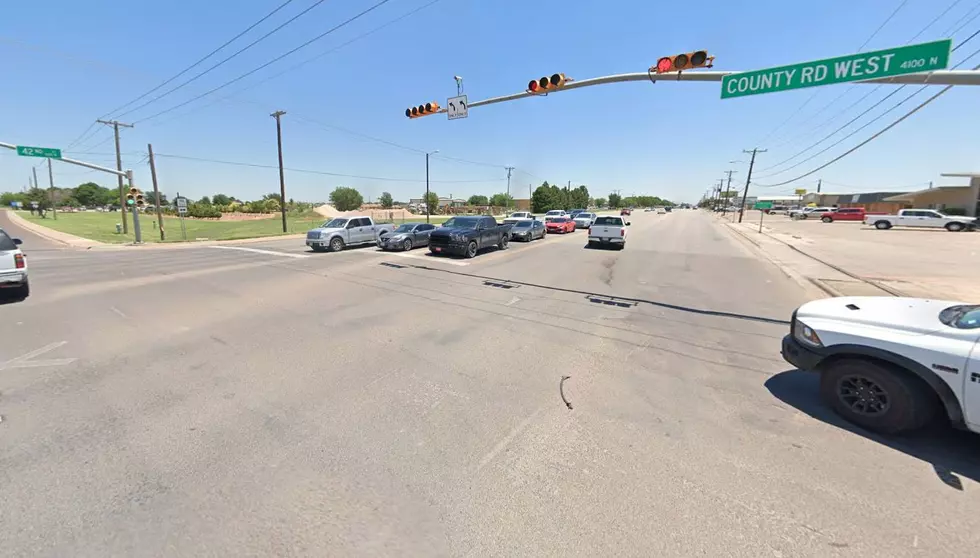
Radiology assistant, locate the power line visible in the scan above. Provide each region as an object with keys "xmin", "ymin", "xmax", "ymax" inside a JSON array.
[
  {"xmin": 755, "ymin": 29, "xmax": 980, "ymax": 178},
  {"xmin": 153, "ymin": 152, "xmax": 508, "ymax": 183},
  {"xmin": 105, "ymin": 0, "xmax": 298, "ymax": 118},
  {"xmin": 754, "ymin": 54, "xmax": 980, "ymax": 189},
  {"xmin": 133, "ymin": 0, "xmax": 394, "ymax": 124},
  {"xmin": 115, "ymin": 0, "xmax": 326, "ymax": 120},
  {"xmin": 754, "ymin": 0, "xmax": 911, "ymax": 145}
]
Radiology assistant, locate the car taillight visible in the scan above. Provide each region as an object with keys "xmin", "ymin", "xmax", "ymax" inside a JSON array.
[
  {"xmin": 14, "ymin": 254, "xmax": 25, "ymax": 269},
  {"xmin": 620, "ymin": 229, "xmax": 625, "ymax": 237}
]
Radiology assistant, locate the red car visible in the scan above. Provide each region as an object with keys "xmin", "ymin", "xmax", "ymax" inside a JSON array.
[
  {"xmin": 620, "ymin": 208, "xmax": 632, "ymax": 216},
  {"xmin": 545, "ymin": 217, "xmax": 576, "ymax": 234},
  {"xmin": 820, "ymin": 208, "xmax": 866, "ymax": 222}
]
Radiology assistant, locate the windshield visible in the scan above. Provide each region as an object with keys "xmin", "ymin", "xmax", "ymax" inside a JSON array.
[
  {"xmin": 321, "ymin": 218, "xmax": 348, "ymax": 228},
  {"xmin": 442, "ymin": 217, "xmax": 481, "ymax": 229},
  {"xmin": 514, "ymin": 220, "xmax": 531, "ymax": 228},
  {"xmin": 577, "ymin": 214, "xmax": 593, "ymax": 219},
  {"xmin": 939, "ymin": 305, "xmax": 980, "ymax": 329},
  {"xmin": 394, "ymin": 224, "xmax": 415, "ymax": 233},
  {"xmin": 545, "ymin": 210, "xmax": 562, "ymax": 215},
  {"xmin": 594, "ymin": 217, "xmax": 623, "ymax": 226},
  {"xmin": 550, "ymin": 218, "xmax": 569, "ymax": 223}
]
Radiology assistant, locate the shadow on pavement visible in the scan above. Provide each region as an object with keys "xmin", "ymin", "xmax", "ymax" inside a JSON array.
[
  {"xmin": 766, "ymin": 369, "xmax": 980, "ymax": 490},
  {"xmin": 400, "ymin": 264, "xmax": 789, "ymax": 325}
]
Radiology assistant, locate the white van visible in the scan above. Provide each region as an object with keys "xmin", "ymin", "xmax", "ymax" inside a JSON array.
[{"xmin": 0, "ymin": 228, "xmax": 29, "ymax": 300}]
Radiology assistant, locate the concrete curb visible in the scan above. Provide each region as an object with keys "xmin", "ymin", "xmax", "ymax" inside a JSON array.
[{"xmin": 4, "ymin": 210, "xmax": 103, "ymax": 248}]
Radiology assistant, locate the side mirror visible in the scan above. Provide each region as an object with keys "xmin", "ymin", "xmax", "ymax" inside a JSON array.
[
  {"xmin": 626, "ymin": 222, "xmax": 631, "ymax": 226},
  {"xmin": 13, "ymin": 238, "xmax": 22, "ymax": 245}
]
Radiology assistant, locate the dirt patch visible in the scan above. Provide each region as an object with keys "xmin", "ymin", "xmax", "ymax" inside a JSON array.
[{"xmin": 314, "ymin": 204, "xmax": 418, "ymax": 221}]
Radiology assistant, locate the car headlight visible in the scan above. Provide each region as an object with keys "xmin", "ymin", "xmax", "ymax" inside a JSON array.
[
  {"xmin": 450, "ymin": 233, "xmax": 464, "ymax": 242},
  {"xmin": 793, "ymin": 320, "xmax": 823, "ymax": 347}
]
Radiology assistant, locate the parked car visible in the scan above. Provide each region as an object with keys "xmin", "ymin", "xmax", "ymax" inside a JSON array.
[
  {"xmin": 0, "ymin": 228, "xmax": 28, "ymax": 300},
  {"xmin": 543, "ymin": 210, "xmax": 567, "ymax": 221},
  {"xmin": 781, "ymin": 296, "xmax": 980, "ymax": 435},
  {"xmin": 377, "ymin": 222, "xmax": 437, "ymax": 251},
  {"xmin": 508, "ymin": 211, "xmax": 534, "ymax": 220},
  {"xmin": 588, "ymin": 215, "xmax": 629, "ymax": 249},
  {"xmin": 568, "ymin": 209, "xmax": 586, "ymax": 219},
  {"xmin": 306, "ymin": 216, "xmax": 395, "ymax": 252},
  {"xmin": 545, "ymin": 217, "xmax": 576, "ymax": 234},
  {"xmin": 819, "ymin": 208, "xmax": 866, "ymax": 222},
  {"xmin": 790, "ymin": 206, "xmax": 835, "ymax": 220},
  {"xmin": 664, "ymin": 206, "xmax": 672, "ymax": 213},
  {"xmin": 510, "ymin": 219, "xmax": 546, "ymax": 242},
  {"xmin": 572, "ymin": 212, "xmax": 596, "ymax": 229},
  {"xmin": 865, "ymin": 208, "xmax": 977, "ymax": 231},
  {"xmin": 656, "ymin": 207, "xmax": 667, "ymax": 214},
  {"xmin": 620, "ymin": 208, "xmax": 632, "ymax": 216},
  {"xmin": 428, "ymin": 216, "xmax": 513, "ymax": 258}
]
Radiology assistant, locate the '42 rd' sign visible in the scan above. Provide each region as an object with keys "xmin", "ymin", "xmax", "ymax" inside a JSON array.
[{"xmin": 721, "ymin": 39, "xmax": 951, "ymax": 99}]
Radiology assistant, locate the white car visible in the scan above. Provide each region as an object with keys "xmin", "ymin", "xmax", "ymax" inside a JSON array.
[
  {"xmin": 572, "ymin": 212, "xmax": 596, "ymax": 229},
  {"xmin": 0, "ymin": 228, "xmax": 29, "ymax": 300},
  {"xmin": 782, "ymin": 296, "xmax": 980, "ymax": 435},
  {"xmin": 656, "ymin": 207, "xmax": 667, "ymax": 215},
  {"xmin": 508, "ymin": 211, "xmax": 534, "ymax": 220},
  {"xmin": 543, "ymin": 210, "xmax": 567, "ymax": 221},
  {"xmin": 789, "ymin": 206, "xmax": 834, "ymax": 220}
]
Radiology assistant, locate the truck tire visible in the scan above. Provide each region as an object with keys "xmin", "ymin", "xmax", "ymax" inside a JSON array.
[
  {"xmin": 329, "ymin": 237, "xmax": 345, "ymax": 252},
  {"xmin": 874, "ymin": 220, "xmax": 892, "ymax": 230},
  {"xmin": 12, "ymin": 281, "xmax": 29, "ymax": 301},
  {"xmin": 465, "ymin": 241, "xmax": 478, "ymax": 258},
  {"xmin": 819, "ymin": 358, "xmax": 937, "ymax": 435},
  {"xmin": 499, "ymin": 236, "xmax": 509, "ymax": 250},
  {"xmin": 821, "ymin": 216, "xmax": 833, "ymax": 223},
  {"xmin": 946, "ymin": 222, "xmax": 965, "ymax": 232},
  {"xmin": 311, "ymin": 245, "xmax": 326, "ymax": 253}
]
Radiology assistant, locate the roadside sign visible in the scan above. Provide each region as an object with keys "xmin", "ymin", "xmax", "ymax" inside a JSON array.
[
  {"xmin": 721, "ymin": 39, "xmax": 951, "ymax": 99},
  {"xmin": 794, "ymin": 188, "xmax": 807, "ymax": 195},
  {"xmin": 447, "ymin": 94, "xmax": 468, "ymax": 120},
  {"xmin": 754, "ymin": 201, "xmax": 773, "ymax": 210},
  {"xmin": 16, "ymin": 145, "xmax": 62, "ymax": 159},
  {"xmin": 176, "ymin": 197, "xmax": 188, "ymax": 214}
]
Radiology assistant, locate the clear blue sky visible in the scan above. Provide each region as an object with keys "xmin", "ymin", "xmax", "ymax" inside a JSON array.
[{"xmin": 2, "ymin": 0, "xmax": 978, "ymax": 204}]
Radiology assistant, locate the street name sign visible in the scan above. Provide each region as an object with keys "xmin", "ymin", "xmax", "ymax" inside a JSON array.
[
  {"xmin": 447, "ymin": 95, "xmax": 468, "ymax": 120},
  {"xmin": 721, "ymin": 39, "xmax": 951, "ymax": 99},
  {"xmin": 16, "ymin": 145, "xmax": 62, "ymax": 159},
  {"xmin": 754, "ymin": 201, "xmax": 773, "ymax": 210}
]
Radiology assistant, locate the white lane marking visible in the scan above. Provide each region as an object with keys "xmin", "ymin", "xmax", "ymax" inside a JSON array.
[
  {"xmin": 210, "ymin": 246, "xmax": 310, "ymax": 259},
  {"xmin": 505, "ymin": 296, "xmax": 521, "ymax": 306},
  {"xmin": 476, "ymin": 406, "xmax": 544, "ymax": 472},
  {"xmin": 345, "ymin": 248, "xmax": 470, "ymax": 266},
  {"xmin": 110, "ymin": 306, "xmax": 127, "ymax": 319},
  {"xmin": 0, "ymin": 341, "xmax": 77, "ymax": 371}
]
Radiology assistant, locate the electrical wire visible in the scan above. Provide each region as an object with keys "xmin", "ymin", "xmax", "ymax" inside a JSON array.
[
  {"xmin": 104, "ymin": 0, "xmax": 297, "ymax": 118},
  {"xmin": 115, "ymin": 0, "xmax": 327, "ymax": 120},
  {"xmin": 133, "ymin": 0, "xmax": 394, "ymax": 124},
  {"xmin": 153, "ymin": 152, "xmax": 508, "ymax": 183},
  {"xmin": 754, "ymin": 53, "xmax": 980, "ymax": 188},
  {"xmin": 755, "ymin": 28, "xmax": 980, "ymax": 178}
]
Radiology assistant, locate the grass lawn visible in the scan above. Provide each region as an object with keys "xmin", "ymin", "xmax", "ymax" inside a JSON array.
[{"xmin": 15, "ymin": 211, "xmax": 457, "ymax": 244}]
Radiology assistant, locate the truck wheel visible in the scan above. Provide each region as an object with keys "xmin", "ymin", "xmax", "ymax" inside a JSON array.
[
  {"xmin": 946, "ymin": 222, "xmax": 965, "ymax": 232},
  {"xmin": 465, "ymin": 241, "xmax": 478, "ymax": 258},
  {"xmin": 13, "ymin": 281, "xmax": 29, "ymax": 301},
  {"xmin": 329, "ymin": 237, "xmax": 345, "ymax": 252},
  {"xmin": 402, "ymin": 238, "xmax": 413, "ymax": 251},
  {"xmin": 874, "ymin": 221, "xmax": 892, "ymax": 230},
  {"xmin": 311, "ymin": 245, "xmax": 326, "ymax": 253},
  {"xmin": 499, "ymin": 236, "xmax": 509, "ymax": 250},
  {"xmin": 819, "ymin": 359, "xmax": 936, "ymax": 435},
  {"xmin": 821, "ymin": 216, "xmax": 833, "ymax": 223}
]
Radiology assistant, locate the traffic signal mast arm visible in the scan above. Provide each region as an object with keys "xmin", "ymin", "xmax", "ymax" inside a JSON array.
[
  {"xmin": 458, "ymin": 69, "xmax": 980, "ymax": 112},
  {"xmin": 0, "ymin": 141, "xmax": 130, "ymax": 177}
]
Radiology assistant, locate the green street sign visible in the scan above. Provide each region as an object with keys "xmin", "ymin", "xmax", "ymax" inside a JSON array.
[
  {"xmin": 721, "ymin": 39, "xmax": 951, "ymax": 99},
  {"xmin": 754, "ymin": 201, "xmax": 773, "ymax": 210},
  {"xmin": 16, "ymin": 145, "xmax": 62, "ymax": 159}
]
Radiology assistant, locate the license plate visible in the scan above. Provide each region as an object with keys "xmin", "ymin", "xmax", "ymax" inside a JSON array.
[
  {"xmin": 601, "ymin": 239, "xmax": 609, "ymax": 243},
  {"xmin": 433, "ymin": 247, "xmax": 442, "ymax": 252}
]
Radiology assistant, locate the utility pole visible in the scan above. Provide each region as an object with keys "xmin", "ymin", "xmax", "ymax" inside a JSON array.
[
  {"xmin": 716, "ymin": 179, "xmax": 724, "ymax": 211},
  {"xmin": 270, "ymin": 110, "xmax": 288, "ymax": 233},
  {"xmin": 148, "ymin": 144, "xmax": 165, "ymax": 241},
  {"xmin": 816, "ymin": 178, "xmax": 822, "ymax": 193},
  {"xmin": 97, "ymin": 119, "xmax": 134, "ymax": 233},
  {"xmin": 737, "ymin": 148, "xmax": 767, "ymax": 223},
  {"xmin": 505, "ymin": 166, "xmax": 514, "ymax": 207},
  {"xmin": 47, "ymin": 158, "xmax": 57, "ymax": 219},
  {"xmin": 722, "ymin": 169, "xmax": 738, "ymax": 216}
]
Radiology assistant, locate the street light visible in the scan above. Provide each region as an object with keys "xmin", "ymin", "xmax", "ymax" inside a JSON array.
[{"xmin": 426, "ymin": 150, "xmax": 439, "ymax": 223}]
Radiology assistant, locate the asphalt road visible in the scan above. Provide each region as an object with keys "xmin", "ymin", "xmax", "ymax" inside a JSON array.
[{"xmin": 1, "ymin": 210, "xmax": 978, "ymax": 557}]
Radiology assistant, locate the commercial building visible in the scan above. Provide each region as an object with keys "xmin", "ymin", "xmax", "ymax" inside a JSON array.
[{"xmin": 882, "ymin": 175, "xmax": 980, "ymax": 216}]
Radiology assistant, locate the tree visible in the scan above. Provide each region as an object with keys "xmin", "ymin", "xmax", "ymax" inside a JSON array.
[
  {"xmin": 595, "ymin": 197, "xmax": 606, "ymax": 208},
  {"xmin": 330, "ymin": 186, "xmax": 363, "ymax": 211},
  {"xmin": 24, "ymin": 187, "xmax": 50, "ymax": 209},
  {"xmin": 608, "ymin": 193, "xmax": 622, "ymax": 208},
  {"xmin": 379, "ymin": 191, "xmax": 394, "ymax": 209},
  {"xmin": 73, "ymin": 182, "xmax": 104, "ymax": 207},
  {"xmin": 198, "ymin": 196, "xmax": 211, "ymax": 205},
  {"xmin": 263, "ymin": 192, "xmax": 282, "ymax": 203},
  {"xmin": 0, "ymin": 191, "xmax": 26, "ymax": 207},
  {"xmin": 467, "ymin": 194, "xmax": 489, "ymax": 206},
  {"xmin": 531, "ymin": 182, "xmax": 563, "ymax": 213},
  {"xmin": 489, "ymin": 193, "xmax": 513, "ymax": 207},
  {"xmin": 425, "ymin": 191, "xmax": 439, "ymax": 215},
  {"xmin": 211, "ymin": 193, "xmax": 231, "ymax": 206},
  {"xmin": 569, "ymin": 185, "xmax": 589, "ymax": 209}
]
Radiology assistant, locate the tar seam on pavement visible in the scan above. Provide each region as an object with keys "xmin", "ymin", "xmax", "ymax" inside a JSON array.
[{"xmin": 560, "ymin": 375, "xmax": 573, "ymax": 410}]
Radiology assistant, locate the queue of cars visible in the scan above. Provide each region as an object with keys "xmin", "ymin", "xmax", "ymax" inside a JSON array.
[{"xmin": 777, "ymin": 206, "xmax": 979, "ymax": 232}]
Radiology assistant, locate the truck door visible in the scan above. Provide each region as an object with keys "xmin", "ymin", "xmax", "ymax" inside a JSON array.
[{"xmin": 962, "ymin": 339, "xmax": 980, "ymax": 431}]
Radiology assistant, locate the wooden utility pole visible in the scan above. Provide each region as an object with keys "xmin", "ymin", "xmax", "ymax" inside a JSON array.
[
  {"xmin": 737, "ymin": 147, "xmax": 767, "ymax": 223},
  {"xmin": 148, "ymin": 143, "xmax": 165, "ymax": 241},
  {"xmin": 271, "ymin": 110, "xmax": 288, "ymax": 233},
  {"xmin": 97, "ymin": 119, "xmax": 134, "ymax": 233}
]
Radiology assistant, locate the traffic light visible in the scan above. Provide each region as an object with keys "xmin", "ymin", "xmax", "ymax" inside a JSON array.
[
  {"xmin": 126, "ymin": 186, "xmax": 138, "ymax": 206},
  {"xmin": 527, "ymin": 73, "xmax": 568, "ymax": 94},
  {"xmin": 135, "ymin": 192, "xmax": 145, "ymax": 209},
  {"xmin": 651, "ymin": 50, "xmax": 713, "ymax": 74},
  {"xmin": 405, "ymin": 102, "xmax": 440, "ymax": 118}
]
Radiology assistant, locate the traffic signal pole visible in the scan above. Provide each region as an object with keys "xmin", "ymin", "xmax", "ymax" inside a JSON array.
[{"xmin": 127, "ymin": 171, "xmax": 142, "ymax": 244}]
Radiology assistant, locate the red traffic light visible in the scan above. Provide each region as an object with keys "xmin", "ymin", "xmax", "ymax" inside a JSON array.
[
  {"xmin": 528, "ymin": 73, "xmax": 568, "ymax": 94},
  {"xmin": 651, "ymin": 50, "xmax": 713, "ymax": 74},
  {"xmin": 528, "ymin": 80, "xmax": 539, "ymax": 92},
  {"xmin": 656, "ymin": 57, "xmax": 672, "ymax": 73}
]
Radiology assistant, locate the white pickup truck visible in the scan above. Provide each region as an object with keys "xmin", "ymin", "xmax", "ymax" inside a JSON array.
[
  {"xmin": 306, "ymin": 216, "xmax": 395, "ymax": 252},
  {"xmin": 0, "ymin": 228, "xmax": 29, "ymax": 300},
  {"xmin": 587, "ymin": 215, "xmax": 629, "ymax": 250},
  {"xmin": 864, "ymin": 208, "xmax": 977, "ymax": 232},
  {"xmin": 782, "ymin": 296, "xmax": 980, "ymax": 435}
]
